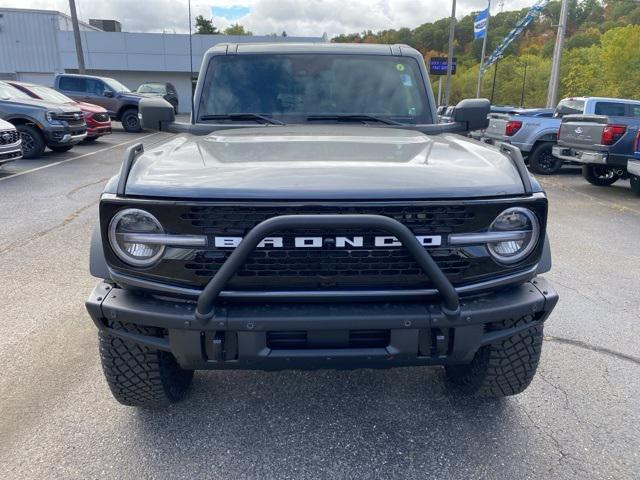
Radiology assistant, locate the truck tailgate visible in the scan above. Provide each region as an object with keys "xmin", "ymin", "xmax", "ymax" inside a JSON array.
[
  {"xmin": 484, "ymin": 114, "xmax": 509, "ymax": 140},
  {"xmin": 558, "ymin": 115, "xmax": 608, "ymax": 151}
]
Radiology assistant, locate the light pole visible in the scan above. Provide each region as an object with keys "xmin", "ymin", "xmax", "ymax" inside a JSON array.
[
  {"xmin": 68, "ymin": 0, "xmax": 85, "ymax": 74},
  {"xmin": 444, "ymin": 0, "xmax": 456, "ymax": 106},
  {"xmin": 546, "ymin": 0, "xmax": 569, "ymax": 108},
  {"xmin": 520, "ymin": 61, "xmax": 528, "ymax": 107},
  {"xmin": 476, "ymin": 0, "xmax": 491, "ymax": 98}
]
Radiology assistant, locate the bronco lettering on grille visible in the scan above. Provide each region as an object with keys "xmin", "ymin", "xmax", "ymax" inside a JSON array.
[{"xmin": 213, "ymin": 235, "xmax": 442, "ymax": 248}]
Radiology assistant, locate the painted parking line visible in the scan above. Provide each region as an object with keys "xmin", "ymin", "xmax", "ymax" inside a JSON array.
[{"xmin": 0, "ymin": 132, "xmax": 161, "ymax": 183}]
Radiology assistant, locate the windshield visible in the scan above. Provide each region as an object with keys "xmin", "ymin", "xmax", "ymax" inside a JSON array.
[
  {"xmin": 137, "ymin": 83, "xmax": 166, "ymax": 94},
  {"xmin": 28, "ymin": 85, "xmax": 74, "ymax": 104},
  {"xmin": 198, "ymin": 54, "xmax": 431, "ymax": 124},
  {"xmin": 104, "ymin": 78, "xmax": 131, "ymax": 93},
  {"xmin": 0, "ymin": 82, "xmax": 32, "ymax": 100},
  {"xmin": 554, "ymin": 99, "xmax": 585, "ymax": 118}
]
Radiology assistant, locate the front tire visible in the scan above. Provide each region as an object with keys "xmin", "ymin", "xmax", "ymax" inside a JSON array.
[
  {"xmin": 528, "ymin": 142, "xmax": 563, "ymax": 175},
  {"xmin": 16, "ymin": 124, "xmax": 46, "ymax": 159},
  {"xmin": 629, "ymin": 175, "xmax": 640, "ymax": 194},
  {"xmin": 445, "ymin": 316, "xmax": 543, "ymax": 397},
  {"xmin": 99, "ymin": 321, "xmax": 194, "ymax": 407},
  {"xmin": 120, "ymin": 108, "xmax": 141, "ymax": 133},
  {"xmin": 582, "ymin": 164, "xmax": 620, "ymax": 186}
]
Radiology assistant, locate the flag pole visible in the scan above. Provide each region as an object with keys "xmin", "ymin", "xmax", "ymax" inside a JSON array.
[{"xmin": 476, "ymin": 0, "xmax": 491, "ymax": 98}]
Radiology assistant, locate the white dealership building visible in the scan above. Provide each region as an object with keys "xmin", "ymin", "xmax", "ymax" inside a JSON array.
[{"xmin": 0, "ymin": 8, "xmax": 324, "ymax": 113}]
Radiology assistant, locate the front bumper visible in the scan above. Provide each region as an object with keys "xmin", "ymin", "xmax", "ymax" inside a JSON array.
[
  {"xmin": 45, "ymin": 124, "xmax": 87, "ymax": 146},
  {"xmin": 0, "ymin": 141, "xmax": 22, "ymax": 165},
  {"xmin": 86, "ymin": 277, "xmax": 558, "ymax": 370},
  {"xmin": 86, "ymin": 121, "xmax": 112, "ymax": 138},
  {"xmin": 553, "ymin": 145, "xmax": 607, "ymax": 165},
  {"xmin": 628, "ymin": 159, "xmax": 640, "ymax": 177}
]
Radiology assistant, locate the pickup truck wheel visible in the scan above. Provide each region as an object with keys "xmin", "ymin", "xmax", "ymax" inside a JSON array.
[
  {"xmin": 120, "ymin": 108, "xmax": 141, "ymax": 133},
  {"xmin": 629, "ymin": 175, "xmax": 640, "ymax": 194},
  {"xmin": 582, "ymin": 165, "xmax": 620, "ymax": 186},
  {"xmin": 528, "ymin": 142, "xmax": 563, "ymax": 175},
  {"xmin": 49, "ymin": 145, "xmax": 73, "ymax": 153},
  {"xmin": 16, "ymin": 125, "xmax": 45, "ymax": 159},
  {"xmin": 99, "ymin": 321, "xmax": 194, "ymax": 407},
  {"xmin": 445, "ymin": 316, "xmax": 543, "ymax": 397}
]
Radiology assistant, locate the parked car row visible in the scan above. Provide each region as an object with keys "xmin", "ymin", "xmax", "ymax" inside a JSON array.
[{"xmin": 0, "ymin": 73, "xmax": 178, "ymax": 165}]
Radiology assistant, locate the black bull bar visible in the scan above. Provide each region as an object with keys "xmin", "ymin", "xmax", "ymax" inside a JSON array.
[{"xmin": 194, "ymin": 214, "xmax": 461, "ymax": 322}]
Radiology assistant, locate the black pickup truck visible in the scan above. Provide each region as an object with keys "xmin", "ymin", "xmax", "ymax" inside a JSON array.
[
  {"xmin": 86, "ymin": 43, "xmax": 557, "ymax": 407},
  {"xmin": 553, "ymin": 98, "xmax": 640, "ymax": 189}
]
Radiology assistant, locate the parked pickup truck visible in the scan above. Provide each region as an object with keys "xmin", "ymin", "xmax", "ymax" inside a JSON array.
[
  {"xmin": 628, "ymin": 135, "xmax": 640, "ymax": 194},
  {"xmin": 553, "ymin": 98, "xmax": 640, "ymax": 188},
  {"xmin": 0, "ymin": 118, "xmax": 22, "ymax": 166},
  {"xmin": 86, "ymin": 42, "xmax": 557, "ymax": 407},
  {"xmin": 481, "ymin": 97, "xmax": 640, "ymax": 175}
]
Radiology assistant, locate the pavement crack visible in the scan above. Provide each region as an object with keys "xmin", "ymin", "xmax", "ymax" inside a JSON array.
[
  {"xmin": 0, "ymin": 200, "xmax": 99, "ymax": 257},
  {"xmin": 65, "ymin": 177, "xmax": 110, "ymax": 199},
  {"xmin": 544, "ymin": 335, "xmax": 640, "ymax": 365}
]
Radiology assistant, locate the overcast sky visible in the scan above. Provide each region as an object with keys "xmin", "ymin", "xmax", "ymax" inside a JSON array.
[{"xmin": 6, "ymin": 0, "xmax": 534, "ymax": 37}]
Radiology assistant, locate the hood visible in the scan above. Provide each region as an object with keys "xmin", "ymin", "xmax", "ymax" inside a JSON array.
[
  {"xmin": 76, "ymin": 101, "xmax": 107, "ymax": 113},
  {"xmin": 0, "ymin": 97, "xmax": 82, "ymax": 113},
  {"xmin": 124, "ymin": 125, "xmax": 527, "ymax": 200}
]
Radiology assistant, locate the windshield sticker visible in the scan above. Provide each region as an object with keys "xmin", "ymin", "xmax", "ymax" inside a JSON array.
[
  {"xmin": 396, "ymin": 63, "xmax": 405, "ymax": 72},
  {"xmin": 401, "ymin": 74, "xmax": 413, "ymax": 86}
]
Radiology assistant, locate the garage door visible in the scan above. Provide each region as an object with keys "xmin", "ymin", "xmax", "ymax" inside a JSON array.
[{"xmin": 16, "ymin": 72, "xmax": 55, "ymax": 86}]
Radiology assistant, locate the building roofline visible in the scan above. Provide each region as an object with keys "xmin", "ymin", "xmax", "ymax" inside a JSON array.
[{"xmin": 0, "ymin": 7, "xmax": 100, "ymax": 31}]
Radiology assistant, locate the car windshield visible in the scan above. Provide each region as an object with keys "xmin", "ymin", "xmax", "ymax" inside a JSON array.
[
  {"xmin": 104, "ymin": 78, "xmax": 131, "ymax": 93},
  {"xmin": 137, "ymin": 83, "xmax": 166, "ymax": 94},
  {"xmin": 0, "ymin": 82, "xmax": 32, "ymax": 100},
  {"xmin": 28, "ymin": 85, "xmax": 75, "ymax": 104},
  {"xmin": 197, "ymin": 54, "xmax": 431, "ymax": 124},
  {"xmin": 554, "ymin": 99, "xmax": 585, "ymax": 118}
]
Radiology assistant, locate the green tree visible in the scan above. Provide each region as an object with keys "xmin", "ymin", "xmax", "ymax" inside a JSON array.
[
  {"xmin": 194, "ymin": 15, "xmax": 219, "ymax": 34},
  {"xmin": 223, "ymin": 23, "xmax": 253, "ymax": 36}
]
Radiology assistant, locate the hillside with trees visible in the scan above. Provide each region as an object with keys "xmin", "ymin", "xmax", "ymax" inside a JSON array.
[{"xmin": 332, "ymin": 0, "xmax": 640, "ymax": 106}]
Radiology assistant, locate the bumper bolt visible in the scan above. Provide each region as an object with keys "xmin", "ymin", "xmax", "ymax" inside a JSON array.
[
  {"xmin": 403, "ymin": 320, "xmax": 412, "ymax": 327},
  {"xmin": 246, "ymin": 322, "xmax": 255, "ymax": 330}
]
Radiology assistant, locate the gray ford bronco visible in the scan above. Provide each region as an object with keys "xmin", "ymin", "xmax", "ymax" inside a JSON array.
[{"xmin": 86, "ymin": 43, "xmax": 558, "ymax": 407}]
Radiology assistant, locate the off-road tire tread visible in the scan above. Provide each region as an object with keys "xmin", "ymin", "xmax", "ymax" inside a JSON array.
[
  {"xmin": 446, "ymin": 316, "xmax": 543, "ymax": 397},
  {"xmin": 629, "ymin": 175, "xmax": 640, "ymax": 194},
  {"xmin": 99, "ymin": 321, "xmax": 193, "ymax": 407},
  {"xmin": 528, "ymin": 142, "xmax": 563, "ymax": 175},
  {"xmin": 582, "ymin": 164, "xmax": 619, "ymax": 186}
]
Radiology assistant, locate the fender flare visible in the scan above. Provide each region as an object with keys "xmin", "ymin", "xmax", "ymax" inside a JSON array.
[
  {"xmin": 536, "ymin": 234, "xmax": 552, "ymax": 274},
  {"xmin": 89, "ymin": 222, "xmax": 110, "ymax": 279}
]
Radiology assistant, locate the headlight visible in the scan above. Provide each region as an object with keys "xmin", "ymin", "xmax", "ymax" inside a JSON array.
[
  {"xmin": 108, "ymin": 209, "xmax": 165, "ymax": 267},
  {"xmin": 487, "ymin": 207, "xmax": 539, "ymax": 264},
  {"xmin": 46, "ymin": 111, "xmax": 61, "ymax": 124}
]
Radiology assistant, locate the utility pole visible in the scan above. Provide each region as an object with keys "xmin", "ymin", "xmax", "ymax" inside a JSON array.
[
  {"xmin": 444, "ymin": 0, "xmax": 456, "ymax": 106},
  {"xmin": 520, "ymin": 61, "xmax": 528, "ymax": 107},
  {"xmin": 476, "ymin": 0, "xmax": 491, "ymax": 98},
  {"xmin": 490, "ymin": 58, "xmax": 500, "ymax": 104},
  {"xmin": 68, "ymin": 0, "xmax": 85, "ymax": 73},
  {"xmin": 546, "ymin": 0, "xmax": 569, "ymax": 108},
  {"xmin": 188, "ymin": 0, "xmax": 195, "ymax": 122}
]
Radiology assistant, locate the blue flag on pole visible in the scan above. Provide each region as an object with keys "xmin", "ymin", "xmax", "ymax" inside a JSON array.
[{"xmin": 474, "ymin": 9, "xmax": 489, "ymax": 39}]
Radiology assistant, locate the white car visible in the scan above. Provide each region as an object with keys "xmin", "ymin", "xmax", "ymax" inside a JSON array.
[{"xmin": 0, "ymin": 118, "xmax": 22, "ymax": 166}]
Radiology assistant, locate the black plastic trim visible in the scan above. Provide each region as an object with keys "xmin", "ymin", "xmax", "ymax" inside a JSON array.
[
  {"xmin": 499, "ymin": 142, "xmax": 533, "ymax": 194},
  {"xmin": 116, "ymin": 143, "xmax": 144, "ymax": 197}
]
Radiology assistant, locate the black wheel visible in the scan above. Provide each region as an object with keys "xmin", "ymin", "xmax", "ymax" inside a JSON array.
[
  {"xmin": 99, "ymin": 321, "xmax": 194, "ymax": 407},
  {"xmin": 49, "ymin": 145, "xmax": 73, "ymax": 153},
  {"xmin": 528, "ymin": 142, "xmax": 563, "ymax": 175},
  {"xmin": 630, "ymin": 175, "xmax": 640, "ymax": 194},
  {"xmin": 445, "ymin": 316, "xmax": 543, "ymax": 397},
  {"xmin": 120, "ymin": 108, "xmax": 141, "ymax": 133},
  {"xmin": 16, "ymin": 124, "xmax": 46, "ymax": 159},
  {"xmin": 83, "ymin": 136, "xmax": 99, "ymax": 143},
  {"xmin": 582, "ymin": 164, "xmax": 620, "ymax": 186}
]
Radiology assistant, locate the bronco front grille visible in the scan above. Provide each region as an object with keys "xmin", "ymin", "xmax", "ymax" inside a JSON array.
[
  {"xmin": 0, "ymin": 130, "xmax": 19, "ymax": 145},
  {"xmin": 101, "ymin": 199, "xmax": 547, "ymax": 292}
]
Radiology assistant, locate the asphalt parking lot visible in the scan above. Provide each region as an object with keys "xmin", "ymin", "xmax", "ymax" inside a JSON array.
[{"xmin": 0, "ymin": 127, "xmax": 638, "ymax": 479}]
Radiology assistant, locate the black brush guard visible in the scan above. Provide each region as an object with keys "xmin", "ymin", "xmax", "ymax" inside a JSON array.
[{"xmin": 194, "ymin": 214, "xmax": 461, "ymax": 323}]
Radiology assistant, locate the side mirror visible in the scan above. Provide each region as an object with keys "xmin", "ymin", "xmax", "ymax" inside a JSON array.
[
  {"xmin": 103, "ymin": 90, "xmax": 114, "ymax": 98},
  {"xmin": 452, "ymin": 98, "xmax": 490, "ymax": 132},
  {"xmin": 139, "ymin": 96, "xmax": 175, "ymax": 131}
]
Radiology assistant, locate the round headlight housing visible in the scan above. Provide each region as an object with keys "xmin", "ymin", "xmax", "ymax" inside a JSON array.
[
  {"xmin": 108, "ymin": 208, "xmax": 165, "ymax": 267},
  {"xmin": 487, "ymin": 207, "xmax": 539, "ymax": 264}
]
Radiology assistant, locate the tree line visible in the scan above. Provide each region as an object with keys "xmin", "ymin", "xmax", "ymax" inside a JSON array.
[{"xmin": 333, "ymin": 0, "xmax": 640, "ymax": 106}]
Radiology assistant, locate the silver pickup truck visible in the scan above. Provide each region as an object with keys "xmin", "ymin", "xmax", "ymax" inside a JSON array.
[{"xmin": 480, "ymin": 97, "xmax": 635, "ymax": 175}]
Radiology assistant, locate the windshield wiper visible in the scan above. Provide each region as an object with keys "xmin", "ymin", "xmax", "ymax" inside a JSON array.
[
  {"xmin": 200, "ymin": 113, "xmax": 285, "ymax": 125},
  {"xmin": 306, "ymin": 114, "xmax": 402, "ymax": 126}
]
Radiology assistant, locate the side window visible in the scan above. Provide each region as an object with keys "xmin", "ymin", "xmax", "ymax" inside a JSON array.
[
  {"xmin": 85, "ymin": 79, "xmax": 106, "ymax": 95},
  {"xmin": 629, "ymin": 105, "xmax": 640, "ymax": 118},
  {"xmin": 594, "ymin": 102, "xmax": 626, "ymax": 116},
  {"xmin": 58, "ymin": 76, "xmax": 85, "ymax": 92}
]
